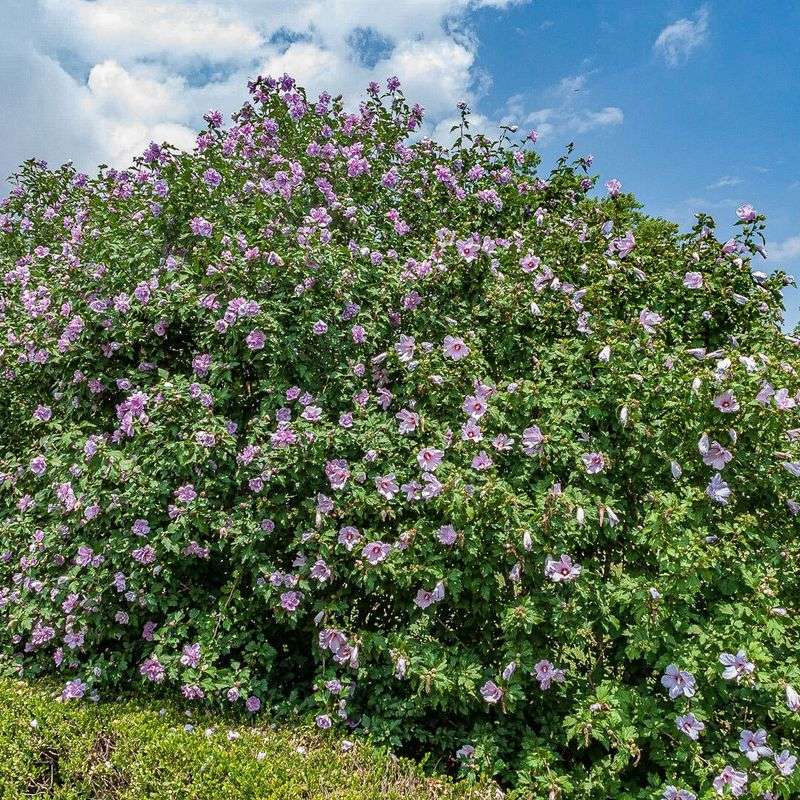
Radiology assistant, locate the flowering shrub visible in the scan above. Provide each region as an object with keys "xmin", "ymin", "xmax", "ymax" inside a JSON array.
[{"xmin": 1, "ymin": 75, "xmax": 799, "ymax": 798}]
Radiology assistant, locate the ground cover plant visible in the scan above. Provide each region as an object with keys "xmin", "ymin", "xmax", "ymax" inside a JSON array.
[
  {"xmin": 0, "ymin": 678, "xmax": 493, "ymax": 800},
  {"xmin": 0, "ymin": 74, "xmax": 798, "ymax": 798}
]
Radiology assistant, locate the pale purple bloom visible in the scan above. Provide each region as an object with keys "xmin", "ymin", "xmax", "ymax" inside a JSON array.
[
  {"xmin": 140, "ymin": 656, "xmax": 165, "ymax": 683},
  {"xmin": 471, "ymin": 450, "xmax": 493, "ymax": 470},
  {"xmin": 712, "ymin": 765, "xmax": 748, "ymax": 797},
  {"xmin": 522, "ymin": 425, "xmax": 544, "ymax": 455},
  {"xmin": 375, "ymin": 473, "xmax": 399, "ymax": 499},
  {"xmin": 781, "ymin": 461, "xmax": 800, "ymax": 477},
  {"xmin": 181, "ymin": 643, "xmax": 201, "ymax": 668},
  {"xmin": 338, "ymin": 526, "xmax": 362, "ymax": 551},
  {"xmin": 582, "ymin": 451, "xmax": 605, "ymax": 474},
  {"xmin": 246, "ymin": 329, "xmax": 265, "ymax": 350},
  {"xmin": 437, "ymin": 525, "xmax": 457, "ymax": 545},
  {"xmin": 246, "ymin": 695, "xmax": 261, "ymax": 713},
  {"xmin": 443, "ymin": 335, "xmax": 469, "ymax": 361},
  {"xmin": 605, "ymin": 178, "xmax": 622, "ymax": 197},
  {"xmin": 736, "ymin": 203, "xmax": 757, "ymax": 222},
  {"xmin": 395, "ymin": 408, "xmax": 419, "ymax": 433},
  {"xmin": 325, "ymin": 459, "xmax": 350, "ymax": 490},
  {"xmin": 62, "ymin": 679, "xmax": 88, "ymax": 700},
  {"xmin": 417, "ymin": 447, "xmax": 444, "ymax": 472},
  {"xmin": 395, "ymin": 334, "xmax": 416, "ymax": 363},
  {"xmin": 662, "ymin": 787, "xmax": 696, "ymax": 800},
  {"xmin": 362, "ymin": 541, "xmax": 391, "ymax": 565},
  {"xmin": 639, "ymin": 309, "xmax": 663, "ymax": 333},
  {"xmin": 786, "ymin": 684, "xmax": 800, "ymax": 712},
  {"xmin": 720, "ymin": 650, "xmax": 755, "ymax": 681},
  {"xmin": 190, "ymin": 216, "xmax": 213, "ymax": 237},
  {"xmin": 683, "ymin": 271, "xmax": 703, "ymax": 289},
  {"xmin": 707, "ymin": 473, "xmax": 731, "ymax": 505},
  {"xmin": 175, "ymin": 484, "xmax": 197, "ymax": 503},
  {"xmin": 660, "ymin": 664, "xmax": 696, "ymax": 699},
  {"xmin": 703, "ymin": 441, "xmax": 733, "ymax": 470},
  {"xmin": 739, "ymin": 729, "xmax": 771, "ymax": 762},
  {"xmin": 533, "ymin": 659, "xmax": 565, "ymax": 689},
  {"xmin": 280, "ymin": 591, "xmax": 302, "ymax": 612},
  {"xmin": 315, "ymin": 714, "xmax": 332, "ymax": 729},
  {"xmin": 480, "ymin": 680, "xmax": 503, "ymax": 704},
  {"xmin": 714, "ymin": 391, "xmax": 740, "ymax": 413},
  {"xmin": 463, "ymin": 395, "xmax": 488, "ymax": 418},
  {"xmin": 676, "ymin": 713, "xmax": 705, "ymax": 740},
  {"xmin": 774, "ymin": 749, "xmax": 796, "ymax": 776},
  {"xmin": 545, "ymin": 554, "xmax": 581, "ymax": 582}
]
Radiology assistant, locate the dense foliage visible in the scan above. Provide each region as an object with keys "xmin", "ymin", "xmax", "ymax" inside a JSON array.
[{"xmin": 1, "ymin": 75, "xmax": 799, "ymax": 798}]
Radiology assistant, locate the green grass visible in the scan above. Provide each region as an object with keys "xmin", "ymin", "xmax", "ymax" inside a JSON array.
[{"xmin": 0, "ymin": 680, "xmax": 496, "ymax": 800}]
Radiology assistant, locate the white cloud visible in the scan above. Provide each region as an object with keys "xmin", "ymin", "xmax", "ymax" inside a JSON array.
[
  {"xmin": 503, "ymin": 73, "xmax": 623, "ymax": 143},
  {"xmin": 0, "ymin": 0, "xmax": 544, "ymax": 179},
  {"xmin": 767, "ymin": 235, "xmax": 800, "ymax": 264},
  {"xmin": 654, "ymin": 5, "xmax": 710, "ymax": 67},
  {"xmin": 706, "ymin": 175, "xmax": 742, "ymax": 189}
]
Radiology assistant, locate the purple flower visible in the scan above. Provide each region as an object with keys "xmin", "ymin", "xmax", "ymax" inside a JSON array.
[
  {"xmin": 181, "ymin": 643, "xmax": 201, "ymax": 668},
  {"xmin": 202, "ymin": 169, "xmax": 221, "ymax": 187},
  {"xmin": 707, "ymin": 473, "xmax": 731, "ymax": 505},
  {"xmin": 639, "ymin": 309, "xmax": 663, "ymax": 333},
  {"xmin": 62, "ymin": 679, "xmax": 87, "ymax": 700},
  {"xmin": 774, "ymin": 749, "xmax": 797, "ymax": 776},
  {"xmin": 395, "ymin": 408, "xmax": 419, "ymax": 434},
  {"xmin": 437, "ymin": 525, "xmax": 457, "ymax": 545},
  {"xmin": 246, "ymin": 330, "xmax": 266, "ymax": 350},
  {"xmin": 337, "ymin": 526, "xmax": 362, "ymax": 551},
  {"xmin": 662, "ymin": 788, "xmax": 696, "ymax": 800},
  {"xmin": 605, "ymin": 178, "xmax": 622, "ymax": 197},
  {"xmin": 713, "ymin": 391, "xmax": 740, "ymax": 413},
  {"xmin": 720, "ymin": 650, "xmax": 755, "ymax": 681},
  {"xmin": 660, "ymin": 664, "xmax": 696, "ymax": 699},
  {"xmin": 140, "ymin": 656, "xmax": 165, "ymax": 683},
  {"xmin": 683, "ymin": 271, "xmax": 703, "ymax": 289},
  {"xmin": 417, "ymin": 447, "xmax": 444, "ymax": 472},
  {"xmin": 132, "ymin": 545, "xmax": 155, "ymax": 565},
  {"xmin": 443, "ymin": 335, "xmax": 469, "ymax": 361},
  {"xmin": 736, "ymin": 203, "xmax": 757, "ymax": 222},
  {"xmin": 34, "ymin": 405, "xmax": 52, "ymax": 422},
  {"xmin": 522, "ymin": 425, "xmax": 544, "ymax": 455},
  {"xmin": 676, "ymin": 713, "xmax": 705, "ymax": 740},
  {"xmin": 190, "ymin": 216, "xmax": 213, "ymax": 237},
  {"xmin": 702, "ymin": 440, "xmax": 733, "ymax": 470},
  {"xmin": 582, "ymin": 452, "xmax": 605, "ymax": 474},
  {"xmin": 362, "ymin": 541, "xmax": 391, "ymax": 565},
  {"xmin": 315, "ymin": 714, "xmax": 332, "ymax": 729},
  {"xmin": 739, "ymin": 729, "xmax": 771, "ymax": 762},
  {"xmin": 480, "ymin": 680, "xmax": 503, "ymax": 704},
  {"xmin": 312, "ymin": 320, "xmax": 328, "ymax": 335},
  {"xmin": 280, "ymin": 591, "xmax": 302, "ymax": 612},
  {"xmin": 463, "ymin": 394, "xmax": 488, "ymax": 418},
  {"xmin": 471, "ymin": 450, "xmax": 493, "ymax": 470},
  {"xmin": 395, "ymin": 334, "xmax": 416, "ymax": 363},
  {"xmin": 545, "ymin": 554, "xmax": 581, "ymax": 582},
  {"xmin": 246, "ymin": 695, "xmax": 261, "ymax": 713},
  {"xmin": 786, "ymin": 684, "xmax": 800, "ymax": 712},
  {"xmin": 533, "ymin": 659, "xmax": 565, "ymax": 689},
  {"xmin": 175, "ymin": 484, "xmax": 197, "ymax": 504},
  {"xmin": 325, "ymin": 459, "xmax": 350, "ymax": 490},
  {"xmin": 375, "ymin": 474, "xmax": 399, "ymax": 500},
  {"xmin": 712, "ymin": 765, "xmax": 747, "ymax": 797}
]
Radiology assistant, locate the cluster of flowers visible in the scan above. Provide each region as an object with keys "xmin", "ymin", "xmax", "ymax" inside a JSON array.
[{"xmin": 0, "ymin": 75, "xmax": 798, "ymax": 796}]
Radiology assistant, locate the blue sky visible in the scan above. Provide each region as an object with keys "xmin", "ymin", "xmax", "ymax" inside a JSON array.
[{"xmin": 2, "ymin": 0, "xmax": 798, "ymax": 323}]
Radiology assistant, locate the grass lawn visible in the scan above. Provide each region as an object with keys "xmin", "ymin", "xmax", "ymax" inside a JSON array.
[{"xmin": 0, "ymin": 679, "xmax": 497, "ymax": 800}]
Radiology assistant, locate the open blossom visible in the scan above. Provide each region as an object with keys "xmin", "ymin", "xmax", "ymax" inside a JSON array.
[
  {"xmin": 395, "ymin": 334, "xmax": 416, "ymax": 362},
  {"xmin": 337, "ymin": 526, "xmax": 362, "ymax": 551},
  {"xmin": 545, "ymin": 554, "xmax": 581, "ymax": 582},
  {"xmin": 395, "ymin": 408, "xmax": 419, "ymax": 433},
  {"xmin": 522, "ymin": 425, "xmax": 544, "ymax": 455},
  {"xmin": 739, "ymin": 728, "xmax": 771, "ymax": 762},
  {"xmin": 683, "ymin": 271, "xmax": 703, "ymax": 289},
  {"xmin": 417, "ymin": 447, "xmax": 444, "ymax": 472},
  {"xmin": 712, "ymin": 765, "xmax": 748, "ymax": 797},
  {"xmin": 190, "ymin": 216, "xmax": 213, "ymax": 237},
  {"xmin": 660, "ymin": 665, "xmax": 696, "ymax": 699},
  {"xmin": 443, "ymin": 335, "xmax": 469, "ymax": 360},
  {"xmin": 662, "ymin": 787, "xmax": 696, "ymax": 800},
  {"xmin": 533, "ymin": 659, "xmax": 565, "ymax": 689},
  {"xmin": 707, "ymin": 473, "xmax": 731, "ymax": 504},
  {"xmin": 375, "ymin": 473, "xmax": 399, "ymax": 499},
  {"xmin": 736, "ymin": 203, "xmax": 757, "ymax": 222},
  {"xmin": 246, "ymin": 329, "xmax": 265, "ymax": 350},
  {"xmin": 702, "ymin": 440, "xmax": 733, "ymax": 470},
  {"xmin": 720, "ymin": 650, "xmax": 755, "ymax": 680},
  {"xmin": 62, "ymin": 679, "xmax": 88, "ymax": 700},
  {"xmin": 786, "ymin": 684, "xmax": 800, "ymax": 712},
  {"xmin": 639, "ymin": 309, "xmax": 663, "ymax": 333},
  {"xmin": 582, "ymin": 451, "xmax": 605, "ymax": 474},
  {"xmin": 362, "ymin": 541, "xmax": 391, "ymax": 565},
  {"xmin": 437, "ymin": 525, "xmax": 457, "ymax": 545},
  {"xmin": 325, "ymin": 459, "xmax": 350, "ymax": 490},
  {"xmin": 175, "ymin": 484, "xmax": 197, "ymax": 503},
  {"xmin": 280, "ymin": 591, "xmax": 302, "ymax": 612},
  {"xmin": 676, "ymin": 713, "xmax": 705, "ymax": 740},
  {"xmin": 713, "ymin": 391, "xmax": 739, "ymax": 413},
  {"xmin": 774, "ymin": 749, "xmax": 797, "ymax": 776},
  {"xmin": 480, "ymin": 680, "xmax": 503, "ymax": 704},
  {"xmin": 140, "ymin": 656, "xmax": 165, "ymax": 683}
]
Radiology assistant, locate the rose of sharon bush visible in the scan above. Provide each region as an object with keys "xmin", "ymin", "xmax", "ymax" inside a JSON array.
[{"xmin": 0, "ymin": 75, "xmax": 799, "ymax": 798}]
